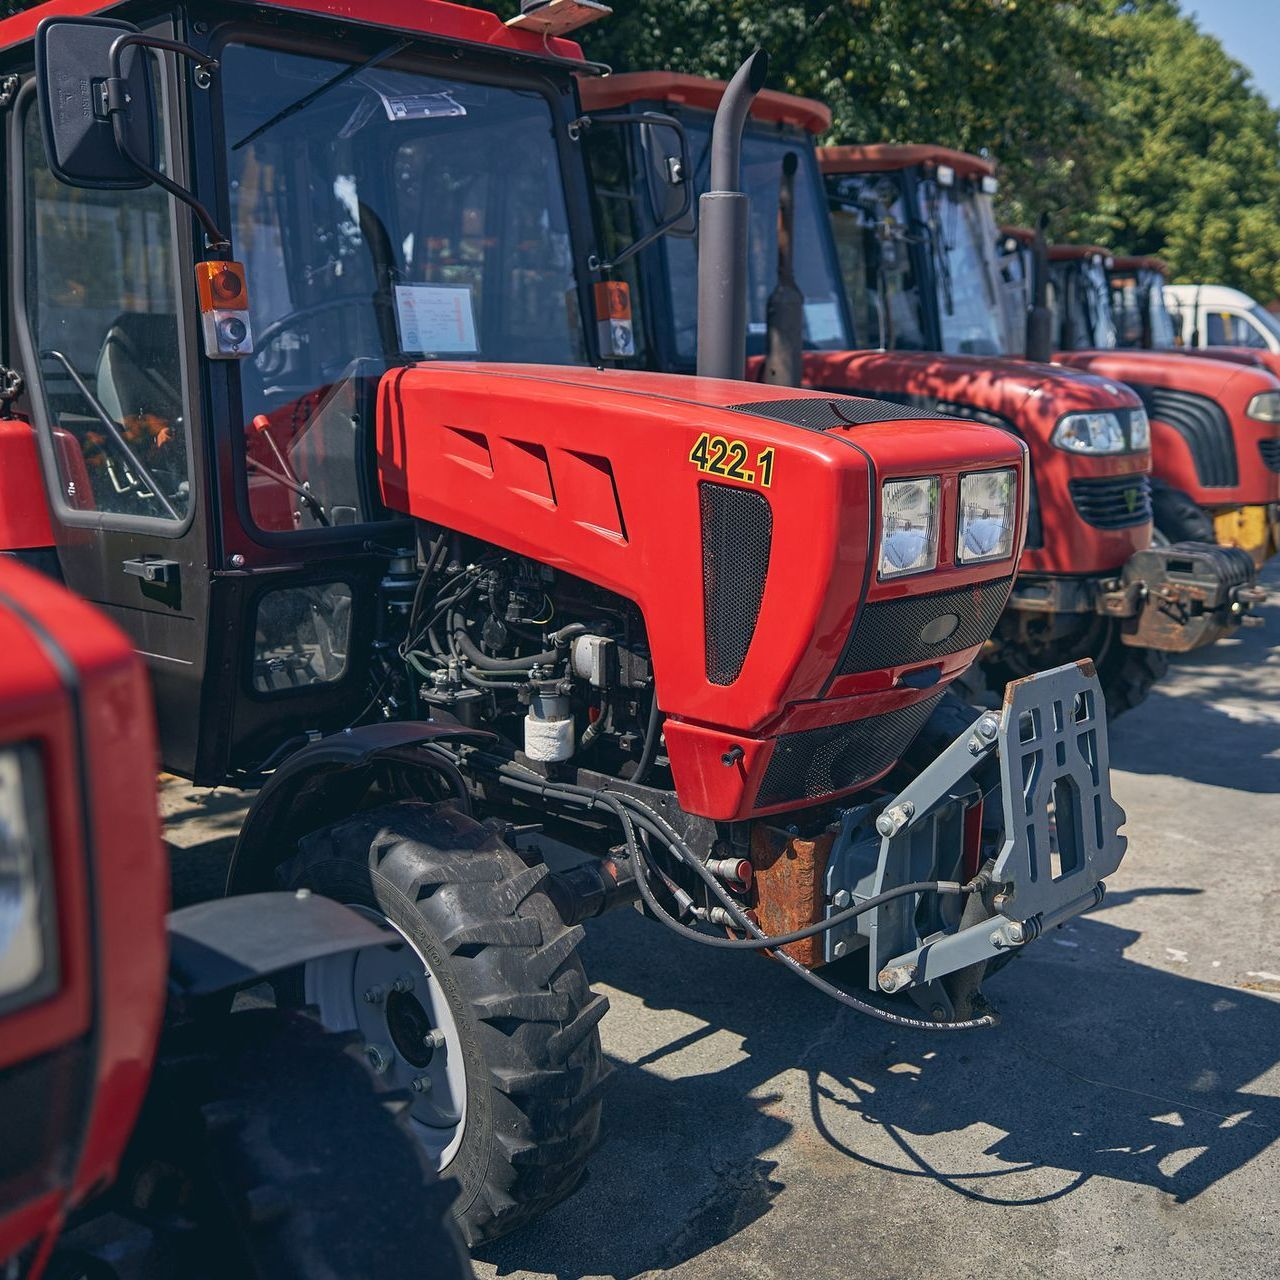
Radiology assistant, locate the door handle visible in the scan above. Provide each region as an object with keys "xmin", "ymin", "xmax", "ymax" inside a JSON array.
[{"xmin": 123, "ymin": 557, "xmax": 180, "ymax": 586}]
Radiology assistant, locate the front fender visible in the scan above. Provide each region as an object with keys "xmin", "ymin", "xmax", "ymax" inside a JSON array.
[{"xmin": 224, "ymin": 720, "xmax": 493, "ymax": 896}]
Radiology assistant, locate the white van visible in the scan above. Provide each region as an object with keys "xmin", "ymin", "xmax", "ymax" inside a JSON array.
[{"xmin": 1164, "ymin": 283, "xmax": 1280, "ymax": 353}]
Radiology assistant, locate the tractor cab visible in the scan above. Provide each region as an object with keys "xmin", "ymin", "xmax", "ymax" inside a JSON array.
[{"xmin": 1107, "ymin": 255, "xmax": 1179, "ymax": 351}]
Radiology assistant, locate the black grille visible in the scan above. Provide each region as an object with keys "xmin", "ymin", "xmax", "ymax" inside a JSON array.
[
  {"xmin": 1068, "ymin": 474, "xmax": 1153, "ymax": 529},
  {"xmin": 835, "ymin": 579, "xmax": 1012, "ymax": 677},
  {"xmin": 755, "ymin": 694, "xmax": 943, "ymax": 809},
  {"xmin": 727, "ymin": 396, "xmax": 956, "ymax": 431},
  {"xmin": 700, "ymin": 481, "xmax": 772, "ymax": 684},
  {"xmin": 1132, "ymin": 385, "xmax": 1238, "ymax": 487},
  {"xmin": 1260, "ymin": 439, "xmax": 1280, "ymax": 473}
]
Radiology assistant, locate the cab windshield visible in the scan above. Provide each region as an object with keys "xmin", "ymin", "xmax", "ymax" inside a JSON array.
[
  {"xmin": 916, "ymin": 180, "xmax": 1005, "ymax": 356},
  {"xmin": 1110, "ymin": 269, "xmax": 1176, "ymax": 349},
  {"xmin": 1051, "ymin": 257, "xmax": 1117, "ymax": 350},
  {"xmin": 825, "ymin": 171, "xmax": 928, "ymax": 351},
  {"xmin": 660, "ymin": 119, "xmax": 850, "ymax": 365},
  {"xmin": 219, "ymin": 40, "xmax": 585, "ymax": 532}
]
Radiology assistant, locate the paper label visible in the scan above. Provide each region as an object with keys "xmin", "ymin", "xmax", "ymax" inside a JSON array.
[
  {"xmin": 804, "ymin": 299, "xmax": 844, "ymax": 343},
  {"xmin": 395, "ymin": 284, "xmax": 479, "ymax": 354}
]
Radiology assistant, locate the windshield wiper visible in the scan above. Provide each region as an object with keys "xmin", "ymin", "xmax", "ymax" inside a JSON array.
[{"xmin": 233, "ymin": 37, "xmax": 413, "ymax": 151}]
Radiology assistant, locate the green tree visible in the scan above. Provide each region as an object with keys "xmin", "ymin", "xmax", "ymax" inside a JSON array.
[{"xmin": 1071, "ymin": 0, "xmax": 1280, "ymax": 298}]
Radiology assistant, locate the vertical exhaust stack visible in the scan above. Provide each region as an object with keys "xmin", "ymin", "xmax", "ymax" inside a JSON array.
[
  {"xmin": 763, "ymin": 151, "xmax": 804, "ymax": 386},
  {"xmin": 696, "ymin": 48, "xmax": 770, "ymax": 380},
  {"xmin": 1026, "ymin": 212, "xmax": 1053, "ymax": 363}
]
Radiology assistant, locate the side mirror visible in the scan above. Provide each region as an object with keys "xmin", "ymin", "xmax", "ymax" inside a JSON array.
[
  {"xmin": 35, "ymin": 16, "xmax": 156, "ymax": 189},
  {"xmin": 572, "ymin": 109, "xmax": 693, "ymax": 270},
  {"xmin": 638, "ymin": 118, "xmax": 695, "ymax": 238},
  {"xmin": 34, "ymin": 15, "xmax": 230, "ymax": 253}
]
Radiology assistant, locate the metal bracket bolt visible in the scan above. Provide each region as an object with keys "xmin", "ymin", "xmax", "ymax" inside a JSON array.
[
  {"xmin": 968, "ymin": 715, "xmax": 1000, "ymax": 755},
  {"xmin": 877, "ymin": 964, "xmax": 917, "ymax": 993},
  {"xmin": 832, "ymin": 889, "xmax": 852, "ymax": 910},
  {"xmin": 989, "ymin": 921, "xmax": 1028, "ymax": 949},
  {"xmin": 875, "ymin": 801, "xmax": 916, "ymax": 839}
]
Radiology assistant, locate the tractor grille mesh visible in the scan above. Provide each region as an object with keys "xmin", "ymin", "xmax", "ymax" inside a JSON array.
[
  {"xmin": 700, "ymin": 481, "xmax": 772, "ymax": 684},
  {"xmin": 835, "ymin": 579, "xmax": 1012, "ymax": 677},
  {"xmin": 1068, "ymin": 474, "xmax": 1153, "ymax": 529},
  {"xmin": 727, "ymin": 396, "xmax": 955, "ymax": 431},
  {"xmin": 1132, "ymin": 385, "xmax": 1238, "ymax": 487},
  {"xmin": 1260, "ymin": 438, "xmax": 1280, "ymax": 473},
  {"xmin": 755, "ymin": 694, "xmax": 943, "ymax": 809}
]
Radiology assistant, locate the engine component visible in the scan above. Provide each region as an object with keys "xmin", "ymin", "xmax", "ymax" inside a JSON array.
[{"xmin": 524, "ymin": 681, "xmax": 575, "ymax": 762}]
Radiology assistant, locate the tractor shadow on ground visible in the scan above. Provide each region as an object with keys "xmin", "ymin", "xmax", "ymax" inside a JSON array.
[
  {"xmin": 1106, "ymin": 560, "xmax": 1280, "ymax": 792},
  {"xmin": 161, "ymin": 784, "xmax": 254, "ymax": 907},
  {"xmin": 478, "ymin": 890, "xmax": 1280, "ymax": 1279}
]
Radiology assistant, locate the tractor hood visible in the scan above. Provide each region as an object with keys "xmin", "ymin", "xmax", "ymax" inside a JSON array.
[{"xmin": 377, "ymin": 364, "xmax": 1028, "ymax": 819}]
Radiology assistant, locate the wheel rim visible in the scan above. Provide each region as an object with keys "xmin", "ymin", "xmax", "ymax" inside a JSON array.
[{"xmin": 304, "ymin": 906, "xmax": 468, "ymax": 1170}]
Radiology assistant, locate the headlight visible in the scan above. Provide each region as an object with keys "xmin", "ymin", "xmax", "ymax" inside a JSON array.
[
  {"xmin": 1129, "ymin": 407, "xmax": 1151, "ymax": 450},
  {"xmin": 1247, "ymin": 391, "xmax": 1280, "ymax": 422},
  {"xmin": 879, "ymin": 477, "xmax": 939, "ymax": 578},
  {"xmin": 1051, "ymin": 411, "xmax": 1127, "ymax": 454},
  {"xmin": 0, "ymin": 745, "xmax": 56, "ymax": 1008},
  {"xmin": 958, "ymin": 468, "xmax": 1018, "ymax": 564}
]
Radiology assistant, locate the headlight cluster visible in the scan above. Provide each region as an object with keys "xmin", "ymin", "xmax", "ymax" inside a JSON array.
[
  {"xmin": 878, "ymin": 470, "xmax": 1017, "ymax": 579},
  {"xmin": 0, "ymin": 745, "xmax": 56, "ymax": 1009},
  {"xmin": 1246, "ymin": 391, "xmax": 1280, "ymax": 422},
  {"xmin": 1051, "ymin": 408, "xmax": 1149, "ymax": 454}
]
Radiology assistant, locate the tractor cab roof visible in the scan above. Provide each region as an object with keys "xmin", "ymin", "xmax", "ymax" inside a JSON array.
[
  {"xmin": 818, "ymin": 144, "xmax": 994, "ymax": 182},
  {"xmin": 1001, "ymin": 225, "xmax": 1034, "ymax": 245},
  {"xmin": 1049, "ymin": 243, "xmax": 1113, "ymax": 265},
  {"xmin": 0, "ymin": 0, "xmax": 588, "ymax": 60},
  {"xmin": 576, "ymin": 71, "xmax": 830, "ymax": 134}
]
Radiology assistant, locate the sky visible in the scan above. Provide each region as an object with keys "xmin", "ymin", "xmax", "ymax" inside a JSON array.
[{"xmin": 1188, "ymin": 1, "xmax": 1280, "ymax": 108}]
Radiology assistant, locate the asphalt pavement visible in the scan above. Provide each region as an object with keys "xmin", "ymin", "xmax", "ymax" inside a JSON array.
[{"xmin": 162, "ymin": 562, "xmax": 1280, "ymax": 1280}]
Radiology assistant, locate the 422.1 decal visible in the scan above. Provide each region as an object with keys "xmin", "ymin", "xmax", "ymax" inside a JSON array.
[{"xmin": 688, "ymin": 433, "xmax": 776, "ymax": 487}]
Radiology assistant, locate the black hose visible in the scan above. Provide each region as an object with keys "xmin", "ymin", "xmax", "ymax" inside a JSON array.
[{"xmin": 630, "ymin": 690, "xmax": 663, "ymax": 784}]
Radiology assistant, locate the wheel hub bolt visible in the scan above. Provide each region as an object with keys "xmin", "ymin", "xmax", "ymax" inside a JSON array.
[
  {"xmin": 411, "ymin": 1075, "xmax": 433, "ymax": 1094},
  {"xmin": 392, "ymin": 974, "xmax": 416, "ymax": 994},
  {"xmin": 422, "ymin": 1028, "xmax": 447, "ymax": 1053},
  {"xmin": 363, "ymin": 985, "xmax": 386, "ymax": 1005},
  {"xmin": 364, "ymin": 1043, "xmax": 394, "ymax": 1074}
]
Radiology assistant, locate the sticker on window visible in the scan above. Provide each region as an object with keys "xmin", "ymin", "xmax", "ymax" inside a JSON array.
[
  {"xmin": 804, "ymin": 300, "xmax": 844, "ymax": 343},
  {"xmin": 395, "ymin": 284, "xmax": 479, "ymax": 354},
  {"xmin": 378, "ymin": 89, "xmax": 467, "ymax": 123}
]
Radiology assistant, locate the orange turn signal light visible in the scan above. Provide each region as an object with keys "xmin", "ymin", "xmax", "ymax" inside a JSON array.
[{"xmin": 195, "ymin": 260, "xmax": 250, "ymax": 312}]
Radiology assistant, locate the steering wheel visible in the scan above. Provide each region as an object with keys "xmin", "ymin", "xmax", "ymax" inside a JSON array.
[{"xmin": 254, "ymin": 295, "xmax": 380, "ymax": 380}]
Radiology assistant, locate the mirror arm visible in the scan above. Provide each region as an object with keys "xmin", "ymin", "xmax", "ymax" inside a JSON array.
[
  {"xmin": 571, "ymin": 111, "xmax": 692, "ymax": 272},
  {"xmin": 106, "ymin": 33, "xmax": 232, "ymax": 256}
]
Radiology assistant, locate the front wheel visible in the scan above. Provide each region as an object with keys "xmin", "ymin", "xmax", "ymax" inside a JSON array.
[
  {"xmin": 982, "ymin": 616, "xmax": 1168, "ymax": 718},
  {"xmin": 1151, "ymin": 479, "xmax": 1215, "ymax": 544},
  {"xmin": 278, "ymin": 801, "xmax": 608, "ymax": 1246}
]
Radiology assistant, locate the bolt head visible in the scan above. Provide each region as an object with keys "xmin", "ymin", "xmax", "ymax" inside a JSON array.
[
  {"xmin": 229, "ymin": 553, "xmax": 246, "ymax": 568},
  {"xmin": 832, "ymin": 889, "xmax": 852, "ymax": 910},
  {"xmin": 392, "ymin": 974, "xmax": 415, "ymax": 994},
  {"xmin": 977, "ymin": 716, "xmax": 999, "ymax": 740},
  {"xmin": 875, "ymin": 814, "xmax": 894, "ymax": 838},
  {"xmin": 362, "ymin": 985, "xmax": 386, "ymax": 1005},
  {"xmin": 422, "ymin": 1028, "xmax": 447, "ymax": 1053},
  {"xmin": 411, "ymin": 1075, "xmax": 433, "ymax": 1094},
  {"xmin": 833, "ymin": 941, "xmax": 848, "ymax": 959},
  {"xmin": 364, "ymin": 1043, "xmax": 393, "ymax": 1074},
  {"xmin": 1006, "ymin": 922, "xmax": 1026, "ymax": 945}
]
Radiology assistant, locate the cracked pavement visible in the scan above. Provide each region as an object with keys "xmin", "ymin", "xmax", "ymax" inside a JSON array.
[{"xmin": 163, "ymin": 562, "xmax": 1280, "ymax": 1280}]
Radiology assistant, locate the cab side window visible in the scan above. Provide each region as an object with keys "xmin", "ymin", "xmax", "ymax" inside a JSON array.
[{"xmin": 22, "ymin": 105, "xmax": 190, "ymax": 523}]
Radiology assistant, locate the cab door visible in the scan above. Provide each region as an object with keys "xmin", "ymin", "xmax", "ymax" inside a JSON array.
[{"xmin": 6, "ymin": 71, "xmax": 218, "ymax": 779}]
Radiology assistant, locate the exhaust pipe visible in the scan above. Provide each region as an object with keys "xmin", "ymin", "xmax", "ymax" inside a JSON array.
[
  {"xmin": 696, "ymin": 48, "xmax": 770, "ymax": 380},
  {"xmin": 1025, "ymin": 212, "xmax": 1053, "ymax": 363},
  {"xmin": 763, "ymin": 150, "xmax": 804, "ymax": 386}
]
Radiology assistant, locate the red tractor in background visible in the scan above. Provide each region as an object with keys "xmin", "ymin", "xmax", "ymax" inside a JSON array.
[
  {"xmin": 999, "ymin": 228, "xmax": 1280, "ymax": 564},
  {"xmin": 576, "ymin": 74, "xmax": 1260, "ymax": 714},
  {"xmin": 0, "ymin": 559, "xmax": 469, "ymax": 1279},
  {"xmin": 2, "ymin": 0, "xmax": 1130, "ymax": 1247}
]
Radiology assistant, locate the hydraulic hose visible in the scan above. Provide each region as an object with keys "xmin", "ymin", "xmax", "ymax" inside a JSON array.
[
  {"xmin": 630, "ymin": 691, "xmax": 663, "ymax": 784},
  {"xmin": 452, "ymin": 747, "xmax": 997, "ymax": 1031}
]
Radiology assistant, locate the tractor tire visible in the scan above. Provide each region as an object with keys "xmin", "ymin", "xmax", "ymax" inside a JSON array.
[
  {"xmin": 118, "ymin": 1007, "xmax": 472, "ymax": 1280},
  {"xmin": 1151, "ymin": 479, "xmax": 1215, "ymax": 545},
  {"xmin": 278, "ymin": 801, "xmax": 608, "ymax": 1247},
  {"xmin": 981, "ymin": 618, "xmax": 1168, "ymax": 719}
]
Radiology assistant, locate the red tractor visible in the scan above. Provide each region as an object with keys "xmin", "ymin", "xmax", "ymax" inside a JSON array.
[
  {"xmin": 0, "ymin": 559, "xmax": 469, "ymax": 1278},
  {"xmin": 999, "ymin": 228, "xmax": 1280, "ymax": 564},
  {"xmin": 2, "ymin": 0, "xmax": 1128, "ymax": 1246},
  {"xmin": 575, "ymin": 75, "xmax": 1261, "ymax": 714}
]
